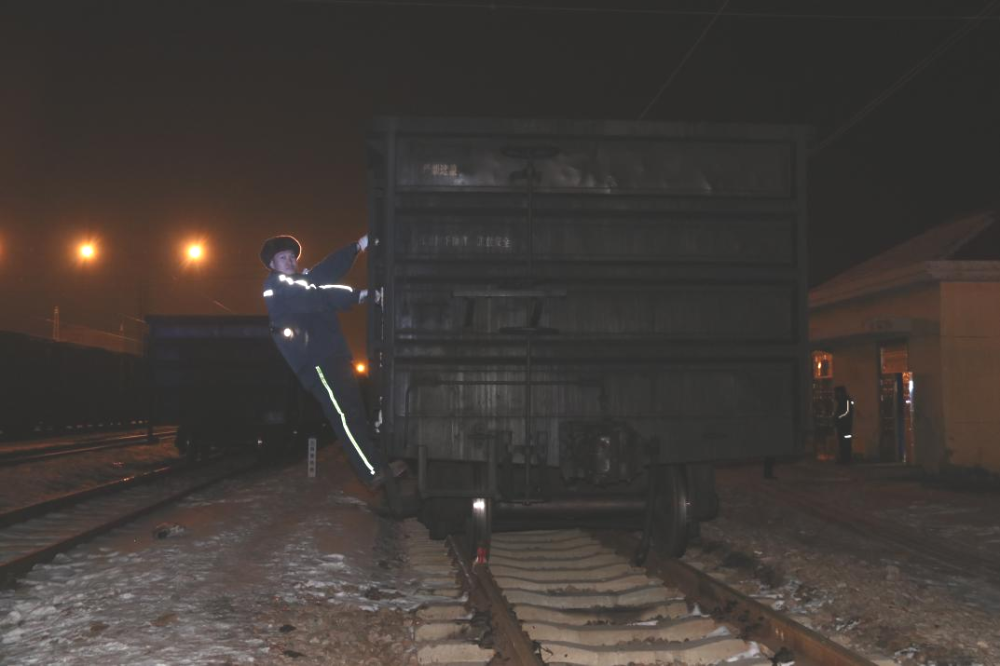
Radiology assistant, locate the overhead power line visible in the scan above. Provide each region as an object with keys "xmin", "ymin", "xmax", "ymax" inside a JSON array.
[
  {"xmin": 812, "ymin": 0, "xmax": 1000, "ymax": 155},
  {"xmin": 638, "ymin": 0, "xmax": 730, "ymax": 120},
  {"xmin": 295, "ymin": 0, "xmax": 1000, "ymax": 22}
]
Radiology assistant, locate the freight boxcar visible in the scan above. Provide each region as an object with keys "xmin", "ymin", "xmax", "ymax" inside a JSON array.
[
  {"xmin": 145, "ymin": 315, "xmax": 323, "ymax": 458},
  {"xmin": 365, "ymin": 117, "xmax": 809, "ymax": 557},
  {"xmin": 0, "ymin": 331, "xmax": 146, "ymax": 440}
]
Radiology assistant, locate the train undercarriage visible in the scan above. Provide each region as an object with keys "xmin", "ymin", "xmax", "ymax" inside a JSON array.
[{"xmin": 408, "ymin": 420, "xmax": 719, "ymax": 561}]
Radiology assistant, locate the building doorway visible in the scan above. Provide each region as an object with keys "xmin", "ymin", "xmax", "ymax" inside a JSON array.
[
  {"xmin": 811, "ymin": 351, "xmax": 835, "ymax": 460},
  {"xmin": 878, "ymin": 341, "xmax": 915, "ymax": 463}
]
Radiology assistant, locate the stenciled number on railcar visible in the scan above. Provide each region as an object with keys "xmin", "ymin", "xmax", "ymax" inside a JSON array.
[
  {"xmin": 422, "ymin": 162, "xmax": 460, "ymax": 177},
  {"xmin": 417, "ymin": 234, "xmax": 513, "ymax": 251}
]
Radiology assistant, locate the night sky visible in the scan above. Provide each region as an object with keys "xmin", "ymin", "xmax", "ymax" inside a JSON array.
[{"xmin": 2, "ymin": 1, "xmax": 999, "ymax": 351}]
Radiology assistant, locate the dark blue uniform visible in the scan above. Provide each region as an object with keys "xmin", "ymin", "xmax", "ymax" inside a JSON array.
[
  {"xmin": 262, "ymin": 242, "xmax": 384, "ymax": 481},
  {"xmin": 835, "ymin": 388, "xmax": 854, "ymax": 465}
]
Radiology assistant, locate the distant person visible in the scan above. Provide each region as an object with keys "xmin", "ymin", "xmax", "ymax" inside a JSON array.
[
  {"xmin": 834, "ymin": 386, "xmax": 854, "ymax": 464},
  {"xmin": 260, "ymin": 234, "xmax": 400, "ymax": 507}
]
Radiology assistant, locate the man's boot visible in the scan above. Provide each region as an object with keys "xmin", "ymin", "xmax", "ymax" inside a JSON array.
[{"xmin": 382, "ymin": 470, "xmax": 402, "ymax": 517}]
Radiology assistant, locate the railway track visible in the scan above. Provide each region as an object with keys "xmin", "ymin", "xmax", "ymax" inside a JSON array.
[
  {"xmin": 403, "ymin": 526, "xmax": 881, "ymax": 666},
  {"xmin": 752, "ymin": 481, "xmax": 1000, "ymax": 582},
  {"xmin": 0, "ymin": 428, "xmax": 177, "ymax": 466},
  {"xmin": 0, "ymin": 455, "xmax": 254, "ymax": 586}
]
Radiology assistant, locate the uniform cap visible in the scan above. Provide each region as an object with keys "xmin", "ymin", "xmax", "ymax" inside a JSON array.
[{"xmin": 260, "ymin": 235, "xmax": 302, "ymax": 268}]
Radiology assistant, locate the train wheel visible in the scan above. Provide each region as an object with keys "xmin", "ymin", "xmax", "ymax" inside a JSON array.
[
  {"xmin": 650, "ymin": 464, "xmax": 690, "ymax": 558},
  {"xmin": 465, "ymin": 497, "xmax": 492, "ymax": 563}
]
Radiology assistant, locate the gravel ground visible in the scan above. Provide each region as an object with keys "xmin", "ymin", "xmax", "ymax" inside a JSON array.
[
  {"xmin": 0, "ymin": 446, "xmax": 427, "ymax": 665},
  {"xmin": 688, "ymin": 462, "xmax": 1000, "ymax": 665},
  {"xmin": 5, "ymin": 435, "xmax": 999, "ymax": 665}
]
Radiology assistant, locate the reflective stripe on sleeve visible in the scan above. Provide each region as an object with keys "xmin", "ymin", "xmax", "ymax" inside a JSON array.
[
  {"xmin": 838, "ymin": 400, "xmax": 852, "ymax": 419},
  {"xmin": 277, "ymin": 274, "xmax": 353, "ymax": 293},
  {"xmin": 262, "ymin": 289, "xmax": 274, "ymax": 297},
  {"xmin": 278, "ymin": 274, "xmax": 316, "ymax": 290}
]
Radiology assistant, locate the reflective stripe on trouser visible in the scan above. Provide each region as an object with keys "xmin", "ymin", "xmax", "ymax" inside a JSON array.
[{"xmin": 303, "ymin": 358, "xmax": 383, "ymax": 479}]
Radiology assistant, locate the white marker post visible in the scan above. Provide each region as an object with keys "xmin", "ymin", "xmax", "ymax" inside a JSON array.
[{"xmin": 307, "ymin": 437, "xmax": 317, "ymax": 478}]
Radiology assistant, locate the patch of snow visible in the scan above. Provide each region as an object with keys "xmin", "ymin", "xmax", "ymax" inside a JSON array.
[
  {"xmin": 0, "ymin": 458, "xmax": 418, "ymax": 665},
  {"xmin": 834, "ymin": 617, "xmax": 861, "ymax": 632},
  {"xmin": 725, "ymin": 640, "xmax": 762, "ymax": 661}
]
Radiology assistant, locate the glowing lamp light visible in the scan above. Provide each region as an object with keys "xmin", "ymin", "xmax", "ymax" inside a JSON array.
[
  {"xmin": 354, "ymin": 362, "xmax": 367, "ymax": 375},
  {"xmin": 282, "ymin": 328, "xmax": 294, "ymax": 338},
  {"xmin": 79, "ymin": 243, "xmax": 96, "ymax": 260},
  {"xmin": 186, "ymin": 243, "xmax": 204, "ymax": 261}
]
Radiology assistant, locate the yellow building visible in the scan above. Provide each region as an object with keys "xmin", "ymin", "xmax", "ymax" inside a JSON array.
[{"xmin": 809, "ymin": 212, "xmax": 1000, "ymax": 474}]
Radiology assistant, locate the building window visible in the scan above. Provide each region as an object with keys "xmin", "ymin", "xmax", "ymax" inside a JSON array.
[{"xmin": 813, "ymin": 351, "xmax": 833, "ymax": 379}]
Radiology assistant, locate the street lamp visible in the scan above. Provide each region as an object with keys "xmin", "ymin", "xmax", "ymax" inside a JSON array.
[
  {"xmin": 186, "ymin": 243, "xmax": 204, "ymax": 261},
  {"xmin": 79, "ymin": 242, "xmax": 96, "ymax": 260}
]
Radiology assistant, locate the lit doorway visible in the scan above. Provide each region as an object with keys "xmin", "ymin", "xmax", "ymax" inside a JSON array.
[
  {"xmin": 878, "ymin": 341, "xmax": 915, "ymax": 463},
  {"xmin": 811, "ymin": 351, "xmax": 835, "ymax": 460}
]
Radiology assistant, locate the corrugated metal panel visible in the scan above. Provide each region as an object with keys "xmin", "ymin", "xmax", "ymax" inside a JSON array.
[{"xmin": 367, "ymin": 117, "xmax": 809, "ymax": 465}]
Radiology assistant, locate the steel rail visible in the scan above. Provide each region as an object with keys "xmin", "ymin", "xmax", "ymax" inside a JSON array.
[
  {"xmin": 446, "ymin": 534, "xmax": 544, "ymax": 666},
  {"xmin": 0, "ymin": 429, "xmax": 177, "ymax": 466},
  {"xmin": 0, "ymin": 463, "xmax": 185, "ymax": 528},
  {"xmin": 0, "ymin": 428, "xmax": 170, "ymax": 455},
  {"xmin": 0, "ymin": 424, "xmax": 152, "ymax": 446},
  {"xmin": 598, "ymin": 531, "xmax": 877, "ymax": 666},
  {"xmin": 0, "ymin": 458, "xmax": 253, "ymax": 587}
]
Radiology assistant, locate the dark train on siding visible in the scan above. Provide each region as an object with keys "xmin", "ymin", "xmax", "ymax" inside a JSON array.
[
  {"xmin": 0, "ymin": 331, "xmax": 146, "ymax": 440},
  {"xmin": 364, "ymin": 117, "xmax": 809, "ymax": 557},
  {"xmin": 145, "ymin": 315, "xmax": 326, "ymax": 458}
]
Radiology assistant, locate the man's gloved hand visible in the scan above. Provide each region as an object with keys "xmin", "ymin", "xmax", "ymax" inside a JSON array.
[
  {"xmin": 358, "ymin": 234, "xmax": 369, "ymax": 252},
  {"xmin": 357, "ymin": 288, "xmax": 382, "ymax": 305}
]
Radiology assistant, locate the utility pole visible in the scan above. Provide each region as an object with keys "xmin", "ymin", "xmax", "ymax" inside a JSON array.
[{"xmin": 52, "ymin": 306, "xmax": 60, "ymax": 341}]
